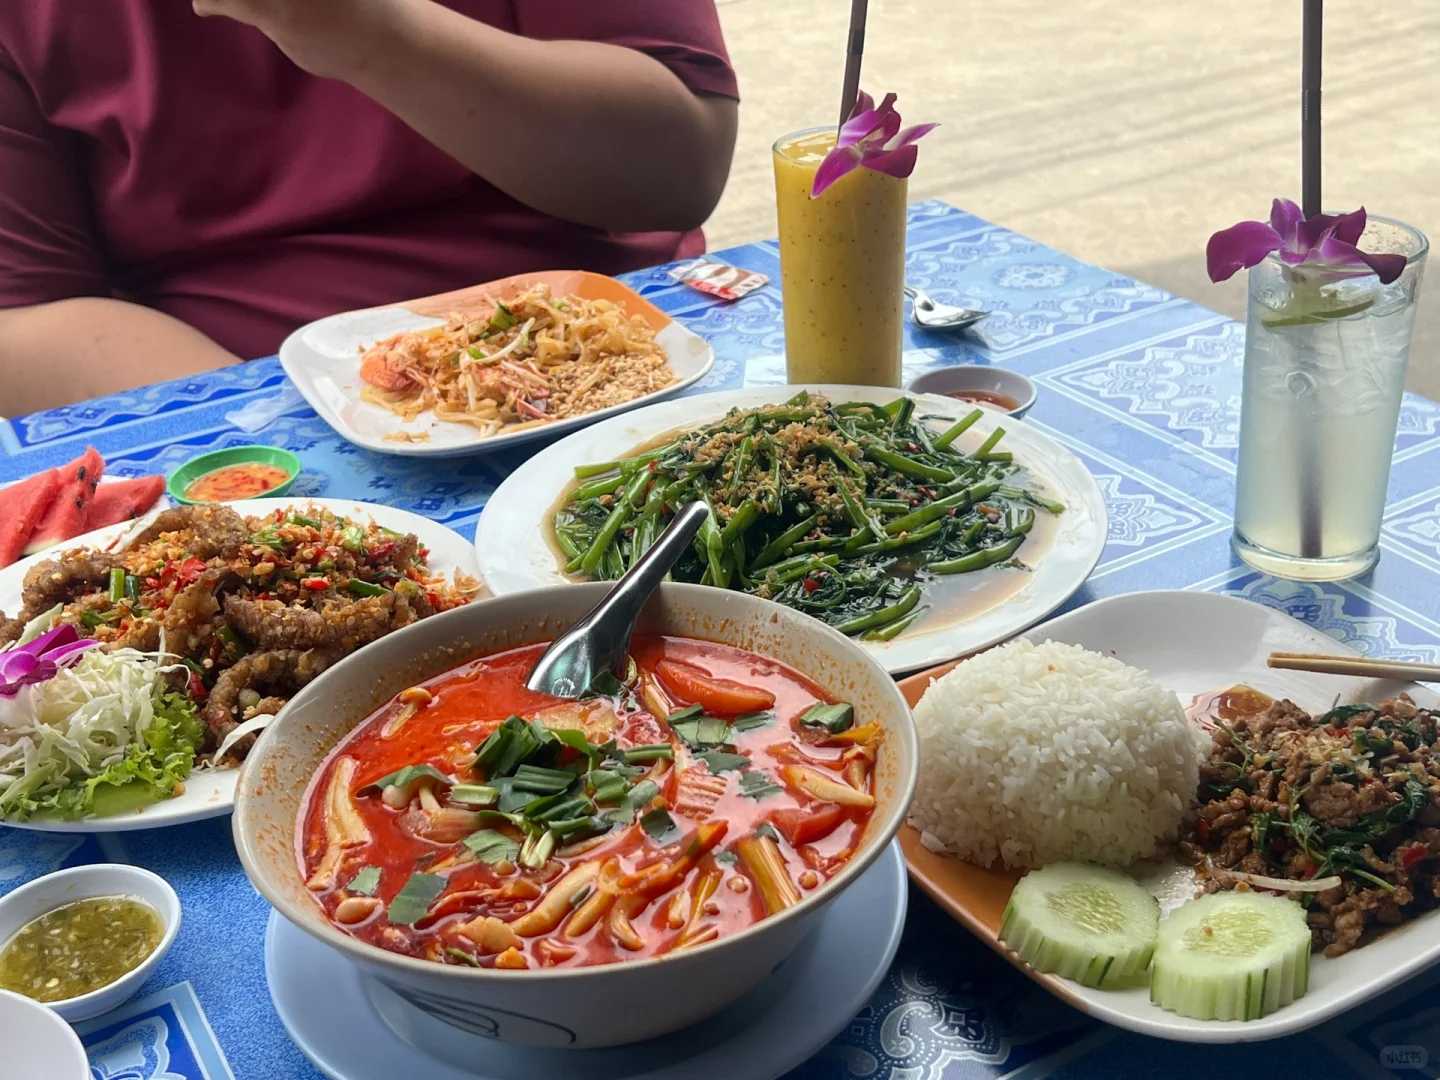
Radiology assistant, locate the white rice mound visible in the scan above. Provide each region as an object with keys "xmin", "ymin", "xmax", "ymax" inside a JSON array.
[{"xmin": 909, "ymin": 638, "xmax": 1200, "ymax": 869}]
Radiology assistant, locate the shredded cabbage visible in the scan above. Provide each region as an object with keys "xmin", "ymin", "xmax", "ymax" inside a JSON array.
[{"xmin": 0, "ymin": 643, "xmax": 203, "ymax": 820}]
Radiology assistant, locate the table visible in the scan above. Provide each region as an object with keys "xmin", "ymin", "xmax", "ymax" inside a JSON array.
[{"xmin": 5, "ymin": 200, "xmax": 1440, "ymax": 1080}]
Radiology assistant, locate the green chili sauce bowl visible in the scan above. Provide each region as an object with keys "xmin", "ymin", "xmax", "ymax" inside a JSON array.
[{"xmin": 167, "ymin": 446, "xmax": 301, "ymax": 505}]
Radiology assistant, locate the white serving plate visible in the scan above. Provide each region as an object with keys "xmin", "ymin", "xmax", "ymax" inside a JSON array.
[
  {"xmin": 474, "ymin": 384, "xmax": 1107, "ymax": 675},
  {"xmin": 902, "ymin": 590, "xmax": 1440, "ymax": 1042},
  {"xmin": 0, "ymin": 496, "xmax": 478, "ymax": 832},
  {"xmin": 278, "ymin": 270, "xmax": 715, "ymax": 458}
]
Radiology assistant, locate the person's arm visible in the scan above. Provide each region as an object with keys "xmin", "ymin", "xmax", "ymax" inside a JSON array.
[
  {"xmin": 0, "ymin": 46, "xmax": 239, "ymax": 415},
  {"xmin": 0, "ymin": 299, "xmax": 239, "ymax": 416},
  {"xmin": 191, "ymin": 0, "xmax": 738, "ymax": 232}
]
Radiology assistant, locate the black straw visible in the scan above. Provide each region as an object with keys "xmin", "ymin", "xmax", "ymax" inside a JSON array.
[
  {"xmin": 1302, "ymin": 0, "xmax": 1323, "ymax": 217},
  {"xmin": 1298, "ymin": 0, "xmax": 1324, "ymax": 558},
  {"xmin": 838, "ymin": 0, "xmax": 870, "ymax": 129}
]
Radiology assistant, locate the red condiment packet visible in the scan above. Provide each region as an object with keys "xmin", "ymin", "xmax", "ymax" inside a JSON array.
[{"xmin": 668, "ymin": 258, "xmax": 768, "ymax": 302}]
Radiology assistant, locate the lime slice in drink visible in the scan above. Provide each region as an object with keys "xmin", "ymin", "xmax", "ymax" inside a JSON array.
[{"xmin": 1262, "ymin": 297, "xmax": 1376, "ymax": 327}]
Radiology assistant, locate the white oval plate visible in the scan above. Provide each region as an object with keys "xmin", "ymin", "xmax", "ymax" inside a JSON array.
[
  {"xmin": 902, "ymin": 590, "xmax": 1440, "ymax": 1042},
  {"xmin": 278, "ymin": 270, "xmax": 715, "ymax": 459},
  {"xmin": 0, "ymin": 496, "xmax": 479, "ymax": 832},
  {"xmin": 474, "ymin": 384, "xmax": 1106, "ymax": 675}
]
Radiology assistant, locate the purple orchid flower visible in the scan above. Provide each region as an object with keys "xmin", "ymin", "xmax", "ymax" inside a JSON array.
[
  {"xmin": 0, "ymin": 624, "xmax": 99, "ymax": 698},
  {"xmin": 810, "ymin": 91, "xmax": 938, "ymax": 199},
  {"xmin": 1207, "ymin": 199, "xmax": 1407, "ymax": 285}
]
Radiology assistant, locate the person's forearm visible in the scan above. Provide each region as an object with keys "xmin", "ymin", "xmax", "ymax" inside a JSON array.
[
  {"xmin": 0, "ymin": 298, "xmax": 239, "ymax": 415},
  {"xmin": 214, "ymin": 0, "xmax": 737, "ymax": 233}
]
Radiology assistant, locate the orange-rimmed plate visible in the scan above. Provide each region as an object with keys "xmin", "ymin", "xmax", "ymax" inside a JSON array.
[
  {"xmin": 896, "ymin": 590, "xmax": 1440, "ymax": 1043},
  {"xmin": 278, "ymin": 270, "xmax": 714, "ymax": 458}
]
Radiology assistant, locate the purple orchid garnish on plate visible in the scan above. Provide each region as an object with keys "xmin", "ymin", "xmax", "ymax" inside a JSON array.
[
  {"xmin": 0, "ymin": 624, "xmax": 99, "ymax": 698},
  {"xmin": 810, "ymin": 91, "xmax": 937, "ymax": 198},
  {"xmin": 1207, "ymin": 199, "xmax": 1407, "ymax": 285}
]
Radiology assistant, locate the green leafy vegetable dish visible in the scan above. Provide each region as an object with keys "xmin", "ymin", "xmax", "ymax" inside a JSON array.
[{"xmin": 552, "ymin": 391, "xmax": 1064, "ymax": 640}]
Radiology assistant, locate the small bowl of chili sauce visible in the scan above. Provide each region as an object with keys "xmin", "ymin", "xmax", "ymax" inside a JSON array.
[
  {"xmin": 907, "ymin": 365, "xmax": 1036, "ymax": 418},
  {"xmin": 168, "ymin": 445, "xmax": 301, "ymax": 505}
]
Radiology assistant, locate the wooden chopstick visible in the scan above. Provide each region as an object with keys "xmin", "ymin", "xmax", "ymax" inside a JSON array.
[{"xmin": 1268, "ymin": 651, "xmax": 1440, "ymax": 682}]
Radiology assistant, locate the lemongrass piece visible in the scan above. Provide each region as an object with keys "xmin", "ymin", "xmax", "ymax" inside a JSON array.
[
  {"xmin": 736, "ymin": 834, "xmax": 801, "ymax": 915},
  {"xmin": 779, "ymin": 764, "xmax": 875, "ymax": 808},
  {"xmin": 510, "ymin": 861, "xmax": 600, "ymax": 936}
]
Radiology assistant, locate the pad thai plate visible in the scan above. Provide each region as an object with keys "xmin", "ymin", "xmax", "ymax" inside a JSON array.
[
  {"xmin": 898, "ymin": 591, "xmax": 1440, "ymax": 1042},
  {"xmin": 475, "ymin": 385, "xmax": 1106, "ymax": 675},
  {"xmin": 0, "ymin": 497, "xmax": 479, "ymax": 833},
  {"xmin": 279, "ymin": 270, "xmax": 715, "ymax": 458}
]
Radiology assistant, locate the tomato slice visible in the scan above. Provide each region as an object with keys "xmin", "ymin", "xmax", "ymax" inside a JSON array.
[
  {"xmin": 769, "ymin": 803, "xmax": 847, "ymax": 847},
  {"xmin": 654, "ymin": 659, "xmax": 776, "ymax": 715}
]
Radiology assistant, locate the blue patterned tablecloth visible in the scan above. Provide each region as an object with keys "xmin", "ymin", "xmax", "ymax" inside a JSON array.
[{"xmin": 4, "ymin": 200, "xmax": 1440, "ymax": 1080}]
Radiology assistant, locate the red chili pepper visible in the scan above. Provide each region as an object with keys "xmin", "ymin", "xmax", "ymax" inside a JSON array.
[
  {"xmin": 802, "ymin": 577, "xmax": 820, "ymax": 594},
  {"xmin": 187, "ymin": 672, "xmax": 208, "ymax": 702},
  {"xmin": 301, "ymin": 577, "xmax": 329, "ymax": 591},
  {"xmin": 1194, "ymin": 818, "xmax": 1211, "ymax": 843},
  {"xmin": 371, "ymin": 541, "xmax": 396, "ymax": 560},
  {"xmin": 175, "ymin": 557, "xmax": 206, "ymax": 586},
  {"xmin": 1400, "ymin": 843, "xmax": 1429, "ymax": 871}
]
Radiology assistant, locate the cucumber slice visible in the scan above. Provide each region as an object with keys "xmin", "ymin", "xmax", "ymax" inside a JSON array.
[
  {"xmin": 999, "ymin": 863, "xmax": 1159, "ymax": 988},
  {"xmin": 1151, "ymin": 890, "xmax": 1311, "ymax": 1021}
]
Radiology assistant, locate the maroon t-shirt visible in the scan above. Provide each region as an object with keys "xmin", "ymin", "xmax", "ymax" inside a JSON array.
[{"xmin": 0, "ymin": 4, "xmax": 737, "ymax": 358}]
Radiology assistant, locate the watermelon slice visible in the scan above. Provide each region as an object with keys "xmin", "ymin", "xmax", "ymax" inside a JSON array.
[
  {"xmin": 84, "ymin": 475, "xmax": 165, "ymax": 530},
  {"xmin": 23, "ymin": 446, "xmax": 105, "ymax": 556},
  {"xmin": 0, "ymin": 468, "xmax": 61, "ymax": 569}
]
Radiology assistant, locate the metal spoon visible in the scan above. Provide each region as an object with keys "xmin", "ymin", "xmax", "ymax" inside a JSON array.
[
  {"xmin": 526, "ymin": 501, "xmax": 709, "ymax": 698},
  {"xmin": 905, "ymin": 285, "xmax": 988, "ymax": 332}
]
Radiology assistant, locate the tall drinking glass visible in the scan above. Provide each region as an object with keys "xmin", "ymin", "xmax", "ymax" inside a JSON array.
[
  {"xmin": 773, "ymin": 127, "xmax": 907, "ymax": 386},
  {"xmin": 1232, "ymin": 216, "xmax": 1428, "ymax": 580}
]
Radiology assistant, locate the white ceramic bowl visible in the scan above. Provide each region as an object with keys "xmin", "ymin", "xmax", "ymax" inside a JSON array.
[
  {"xmin": 906, "ymin": 364, "xmax": 1037, "ymax": 417},
  {"xmin": 0, "ymin": 864, "xmax": 181, "ymax": 1022},
  {"xmin": 0, "ymin": 988, "xmax": 89, "ymax": 1078},
  {"xmin": 234, "ymin": 583, "xmax": 918, "ymax": 1049}
]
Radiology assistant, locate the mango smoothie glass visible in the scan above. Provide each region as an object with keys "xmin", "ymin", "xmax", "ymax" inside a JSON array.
[{"xmin": 773, "ymin": 127, "xmax": 908, "ymax": 386}]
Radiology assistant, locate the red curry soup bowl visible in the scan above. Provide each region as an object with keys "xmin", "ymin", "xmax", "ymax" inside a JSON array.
[{"xmin": 233, "ymin": 582, "xmax": 917, "ymax": 1049}]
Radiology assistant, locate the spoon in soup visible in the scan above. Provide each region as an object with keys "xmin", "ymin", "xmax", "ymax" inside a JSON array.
[{"xmin": 526, "ymin": 501, "xmax": 710, "ymax": 699}]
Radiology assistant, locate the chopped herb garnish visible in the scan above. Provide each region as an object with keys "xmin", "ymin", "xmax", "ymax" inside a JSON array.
[
  {"xmin": 512, "ymin": 763, "xmax": 575, "ymax": 795},
  {"xmin": 666, "ymin": 704, "xmax": 704, "ymax": 726},
  {"xmin": 732, "ymin": 711, "xmax": 774, "ymax": 732},
  {"xmin": 357, "ymin": 763, "xmax": 450, "ymax": 797},
  {"xmin": 476, "ymin": 716, "xmax": 542, "ymax": 778},
  {"xmin": 340, "ymin": 525, "xmax": 366, "ymax": 553},
  {"xmin": 738, "ymin": 769, "xmax": 783, "ymax": 801},
  {"xmin": 671, "ymin": 715, "xmax": 731, "ymax": 749},
  {"xmin": 386, "ymin": 872, "xmax": 446, "ymax": 925},
  {"xmin": 346, "ymin": 866, "xmax": 381, "ymax": 896},
  {"xmin": 345, "ymin": 578, "xmax": 390, "ymax": 598},
  {"xmin": 621, "ymin": 743, "xmax": 673, "ymax": 764},
  {"xmin": 520, "ymin": 829, "xmax": 556, "ymax": 870},
  {"xmin": 488, "ymin": 301, "xmax": 518, "ymax": 333},
  {"xmin": 798, "ymin": 702, "xmax": 855, "ymax": 734},
  {"xmin": 755, "ymin": 822, "xmax": 781, "ymax": 842},
  {"xmin": 462, "ymin": 829, "xmax": 521, "ymax": 865},
  {"xmin": 714, "ymin": 849, "xmax": 738, "ymax": 866},
  {"xmin": 448, "ymin": 784, "xmax": 498, "ymax": 807},
  {"xmin": 288, "ymin": 514, "xmax": 323, "ymax": 528},
  {"xmin": 641, "ymin": 807, "xmax": 680, "ymax": 844},
  {"xmin": 607, "ymin": 779, "xmax": 660, "ymax": 824},
  {"xmin": 446, "ymin": 947, "xmax": 483, "ymax": 967},
  {"xmin": 697, "ymin": 750, "xmax": 749, "ymax": 775}
]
